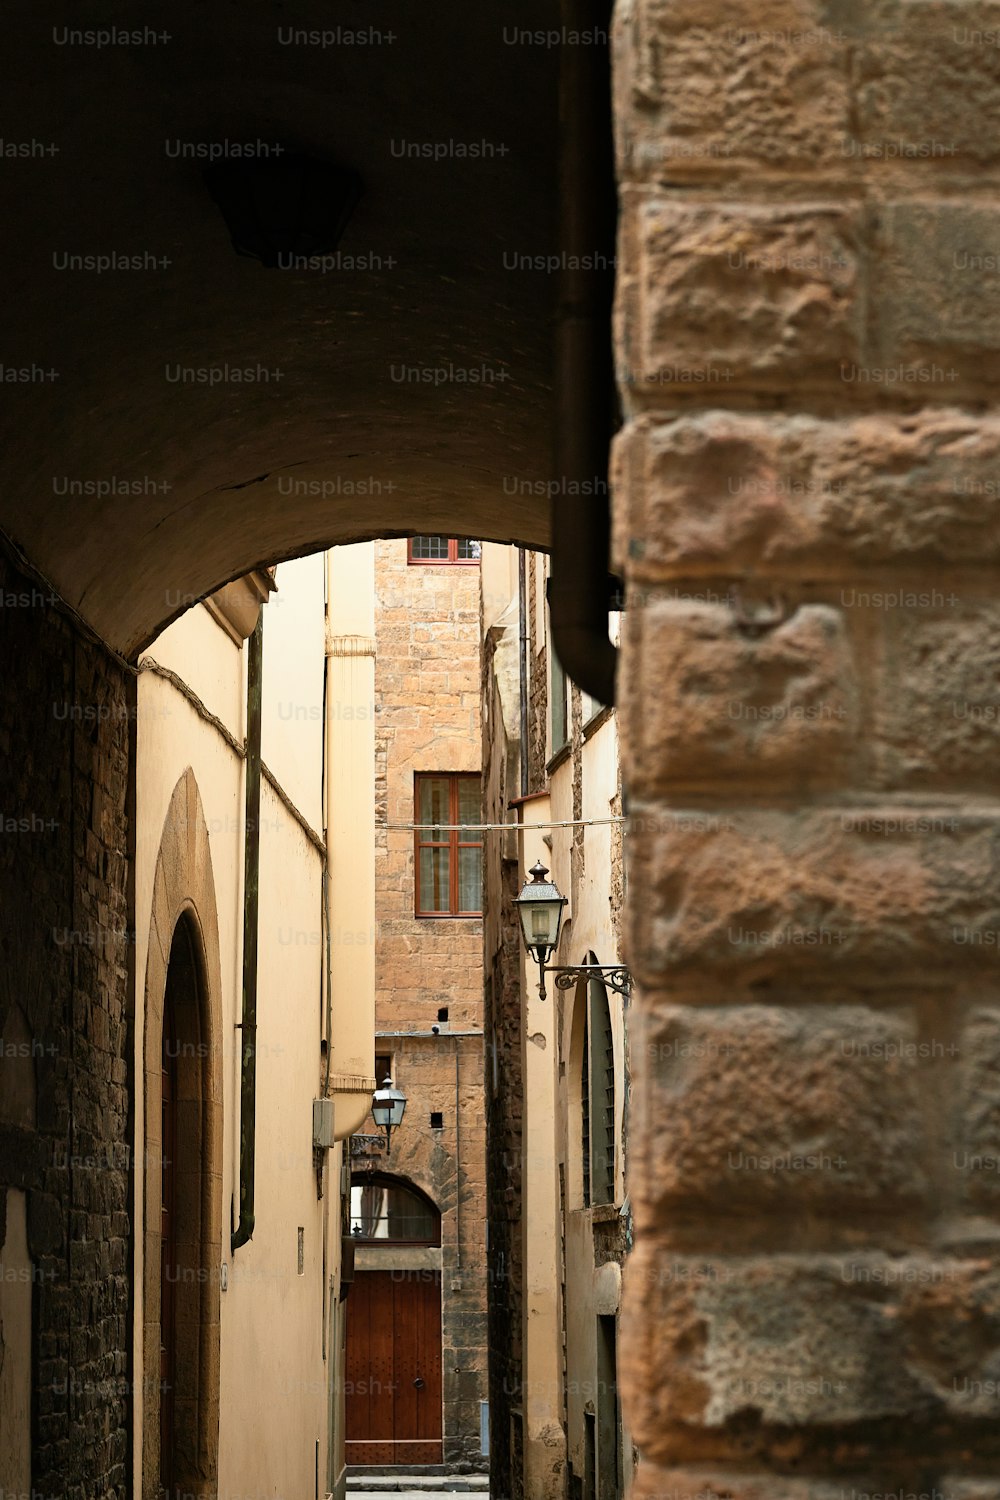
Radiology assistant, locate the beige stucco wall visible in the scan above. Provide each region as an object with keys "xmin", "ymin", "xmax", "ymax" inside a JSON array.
[
  {"xmin": 517, "ymin": 804, "xmax": 566, "ymax": 1500},
  {"xmin": 552, "ymin": 713, "xmax": 633, "ymax": 1496},
  {"xmin": 326, "ymin": 542, "xmax": 378, "ymax": 1143},
  {"xmin": 133, "ymin": 561, "xmax": 337, "ymax": 1499},
  {"xmin": 263, "ymin": 552, "xmax": 326, "ymax": 836}
]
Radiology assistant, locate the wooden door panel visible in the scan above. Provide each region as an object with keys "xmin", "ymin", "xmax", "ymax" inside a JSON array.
[
  {"xmin": 160, "ymin": 1014, "xmax": 177, "ymax": 1497},
  {"xmin": 344, "ymin": 1272, "xmax": 371, "ymax": 1459},
  {"xmin": 346, "ymin": 1270, "xmax": 398, "ymax": 1467},
  {"xmin": 393, "ymin": 1272, "xmax": 418, "ymax": 1463},
  {"xmin": 346, "ymin": 1269, "xmax": 442, "ymax": 1465},
  {"xmin": 369, "ymin": 1270, "xmax": 396, "ymax": 1465},
  {"xmin": 415, "ymin": 1273, "xmax": 442, "ymax": 1447}
]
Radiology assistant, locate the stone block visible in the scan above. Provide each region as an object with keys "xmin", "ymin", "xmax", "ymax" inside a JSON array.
[
  {"xmin": 630, "ymin": 201, "xmax": 863, "ymax": 393},
  {"xmin": 622, "ymin": 598, "xmax": 859, "ymax": 792},
  {"xmin": 956, "ymin": 1010, "xmax": 1000, "ymax": 1208},
  {"xmin": 626, "ymin": 807, "xmax": 1000, "ymax": 982},
  {"xmin": 613, "ymin": 410, "xmax": 1000, "ymax": 580},
  {"xmin": 623, "ymin": 1245, "xmax": 1000, "ymax": 1457},
  {"xmin": 853, "ymin": 7, "xmax": 1000, "ymax": 166},
  {"xmin": 639, "ymin": 1003, "xmax": 927, "ymax": 1213},
  {"xmin": 871, "ymin": 204, "xmax": 1000, "ymax": 390},
  {"xmin": 616, "ymin": 0, "xmax": 850, "ymax": 177},
  {"xmin": 877, "ymin": 600, "xmax": 1000, "ymax": 789},
  {"xmin": 632, "ymin": 1466, "xmax": 921, "ymax": 1500}
]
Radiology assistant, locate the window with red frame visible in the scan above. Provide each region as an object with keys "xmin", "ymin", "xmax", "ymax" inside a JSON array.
[
  {"xmin": 414, "ymin": 774, "xmax": 482, "ymax": 916},
  {"xmin": 407, "ymin": 536, "xmax": 481, "ymax": 565}
]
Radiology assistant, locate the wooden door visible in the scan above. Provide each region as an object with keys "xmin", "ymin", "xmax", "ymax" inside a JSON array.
[
  {"xmin": 596, "ymin": 1315, "xmax": 620, "ymax": 1500},
  {"xmin": 346, "ymin": 1270, "xmax": 443, "ymax": 1465},
  {"xmin": 160, "ymin": 1003, "xmax": 177, "ymax": 1497}
]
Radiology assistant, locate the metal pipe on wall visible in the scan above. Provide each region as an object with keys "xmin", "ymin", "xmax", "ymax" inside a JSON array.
[
  {"xmin": 518, "ymin": 549, "xmax": 529, "ymax": 798},
  {"xmin": 455, "ymin": 1037, "xmax": 462, "ymax": 1274},
  {"xmin": 548, "ymin": 0, "xmax": 619, "ymax": 708},
  {"xmin": 232, "ymin": 613, "xmax": 263, "ymax": 1252}
]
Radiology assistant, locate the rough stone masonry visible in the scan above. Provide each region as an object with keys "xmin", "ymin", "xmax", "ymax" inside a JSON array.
[
  {"xmin": 612, "ymin": 0, "xmax": 1000, "ymax": 1495},
  {"xmin": 0, "ymin": 547, "xmax": 132, "ymax": 1499}
]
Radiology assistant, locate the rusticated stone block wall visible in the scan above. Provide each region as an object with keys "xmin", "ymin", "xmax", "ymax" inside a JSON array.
[
  {"xmin": 0, "ymin": 547, "xmax": 131, "ymax": 1498},
  {"xmin": 612, "ymin": 1, "xmax": 1000, "ymax": 1494}
]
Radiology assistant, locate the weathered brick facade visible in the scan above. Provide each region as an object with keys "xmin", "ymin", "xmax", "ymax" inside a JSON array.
[
  {"xmin": 0, "ymin": 546, "xmax": 131, "ymax": 1498},
  {"xmin": 612, "ymin": 1, "xmax": 1000, "ymax": 1493}
]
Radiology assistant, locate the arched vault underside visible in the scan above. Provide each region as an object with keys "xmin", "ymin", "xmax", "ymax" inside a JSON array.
[{"xmin": 0, "ymin": 0, "xmax": 561, "ymax": 656}]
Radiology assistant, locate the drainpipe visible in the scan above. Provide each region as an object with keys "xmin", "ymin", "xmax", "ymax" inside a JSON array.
[
  {"xmin": 232, "ymin": 613, "xmax": 263, "ymax": 1252},
  {"xmin": 548, "ymin": 0, "xmax": 619, "ymax": 708},
  {"xmin": 518, "ymin": 549, "xmax": 529, "ymax": 799},
  {"xmin": 454, "ymin": 1039, "xmax": 462, "ymax": 1274}
]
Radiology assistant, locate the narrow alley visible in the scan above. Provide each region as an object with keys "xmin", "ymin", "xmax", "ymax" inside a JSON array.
[{"xmin": 3, "ymin": 2, "xmax": 1000, "ymax": 1499}]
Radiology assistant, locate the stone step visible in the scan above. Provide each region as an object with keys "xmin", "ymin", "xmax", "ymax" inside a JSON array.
[{"xmin": 347, "ymin": 1474, "xmax": 490, "ymax": 1493}]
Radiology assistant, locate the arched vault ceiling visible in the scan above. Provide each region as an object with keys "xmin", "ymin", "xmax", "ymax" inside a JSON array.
[{"xmin": 0, "ymin": 0, "xmax": 561, "ymax": 654}]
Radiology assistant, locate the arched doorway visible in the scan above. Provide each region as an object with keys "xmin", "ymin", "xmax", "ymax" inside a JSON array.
[
  {"xmin": 142, "ymin": 771, "xmax": 224, "ymax": 1500},
  {"xmin": 345, "ymin": 1174, "xmax": 443, "ymax": 1467},
  {"xmin": 158, "ymin": 916, "xmax": 204, "ymax": 1500}
]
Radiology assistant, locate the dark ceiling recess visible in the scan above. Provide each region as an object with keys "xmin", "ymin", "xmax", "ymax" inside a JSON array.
[{"xmin": 204, "ymin": 152, "xmax": 363, "ymax": 267}]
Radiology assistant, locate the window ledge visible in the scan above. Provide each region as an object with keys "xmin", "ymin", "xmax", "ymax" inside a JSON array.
[
  {"xmin": 582, "ymin": 704, "xmax": 614, "ymax": 742},
  {"xmin": 546, "ymin": 743, "xmax": 571, "ymax": 777},
  {"xmin": 414, "ymin": 913, "xmax": 483, "ymax": 922},
  {"xmin": 567, "ymin": 1202, "xmax": 621, "ymax": 1224}
]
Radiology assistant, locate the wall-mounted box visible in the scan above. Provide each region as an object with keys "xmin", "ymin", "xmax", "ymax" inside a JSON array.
[{"xmin": 313, "ymin": 1097, "xmax": 334, "ymax": 1150}]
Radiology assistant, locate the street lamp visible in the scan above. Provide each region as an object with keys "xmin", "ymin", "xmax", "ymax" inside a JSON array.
[
  {"xmin": 371, "ymin": 1075, "xmax": 407, "ymax": 1154},
  {"xmin": 514, "ymin": 862, "xmax": 633, "ymax": 1003},
  {"xmin": 514, "ymin": 862, "xmax": 568, "ymax": 1001}
]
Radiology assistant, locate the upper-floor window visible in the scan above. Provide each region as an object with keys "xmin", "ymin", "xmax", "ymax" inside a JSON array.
[
  {"xmin": 414, "ymin": 773, "xmax": 482, "ymax": 916},
  {"xmin": 589, "ymin": 974, "xmax": 616, "ymax": 1206},
  {"xmin": 551, "ymin": 648, "xmax": 569, "ymax": 758},
  {"xmin": 580, "ymin": 965, "xmax": 616, "ymax": 1209},
  {"xmin": 408, "ymin": 536, "xmax": 481, "ymax": 565}
]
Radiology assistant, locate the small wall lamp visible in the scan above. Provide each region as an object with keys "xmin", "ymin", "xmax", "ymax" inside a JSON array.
[
  {"xmin": 514, "ymin": 862, "xmax": 632, "ymax": 1003},
  {"xmin": 371, "ymin": 1075, "xmax": 407, "ymax": 1154}
]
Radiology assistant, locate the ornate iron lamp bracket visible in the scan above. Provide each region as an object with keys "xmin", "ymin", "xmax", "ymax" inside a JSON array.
[{"xmin": 547, "ymin": 963, "xmax": 632, "ymax": 1002}]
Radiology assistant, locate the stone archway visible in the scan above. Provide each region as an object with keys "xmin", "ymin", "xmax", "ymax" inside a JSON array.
[{"xmin": 142, "ymin": 768, "xmax": 224, "ymax": 1500}]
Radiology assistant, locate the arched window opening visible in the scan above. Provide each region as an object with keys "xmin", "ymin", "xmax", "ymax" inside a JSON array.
[
  {"xmin": 589, "ymin": 970, "xmax": 615, "ymax": 1207},
  {"xmin": 581, "ymin": 1006, "xmax": 591, "ymax": 1209},
  {"xmin": 578, "ymin": 955, "xmax": 616, "ymax": 1210},
  {"xmin": 349, "ymin": 1174, "xmax": 441, "ymax": 1245},
  {"xmin": 159, "ymin": 913, "xmax": 205, "ymax": 1500},
  {"xmin": 143, "ymin": 848, "xmax": 222, "ymax": 1500}
]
